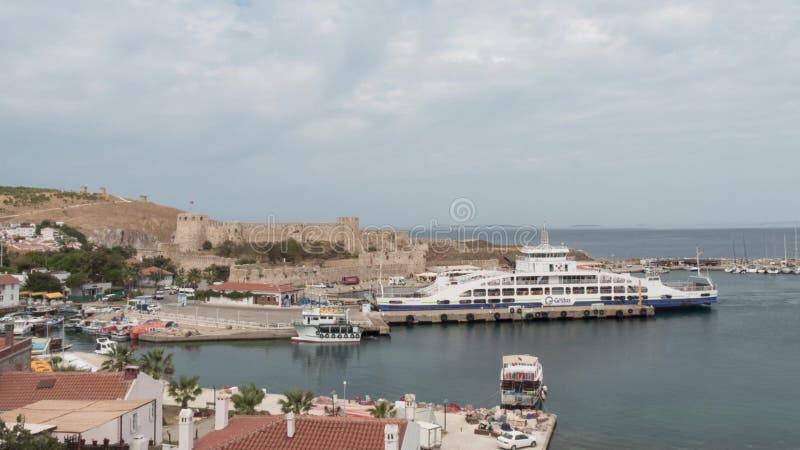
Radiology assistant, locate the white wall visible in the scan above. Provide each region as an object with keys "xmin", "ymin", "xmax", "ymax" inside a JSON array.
[
  {"xmin": 0, "ymin": 284, "xmax": 19, "ymax": 306},
  {"xmin": 56, "ymin": 402, "xmax": 157, "ymax": 445},
  {"xmin": 126, "ymin": 374, "xmax": 164, "ymax": 444}
]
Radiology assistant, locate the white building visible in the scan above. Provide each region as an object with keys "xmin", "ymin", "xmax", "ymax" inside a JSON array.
[
  {"xmin": 39, "ymin": 227, "xmax": 63, "ymax": 241},
  {"xmin": 0, "ymin": 399, "xmax": 158, "ymax": 446},
  {"xmin": 5, "ymin": 225, "xmax": 36, "ymax": 239},
  {"xmin": 0, "ymin": 275, "xmax": 20, "ymax": 307}
]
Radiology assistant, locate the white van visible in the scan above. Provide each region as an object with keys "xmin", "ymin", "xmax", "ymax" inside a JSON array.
[
  {"xmin": 388, "ymin": 276, "xmax": 406, "ymax": 286},
  {"xmin": 178, "ymin": 287, "xmax": 195, "ymax": 297}
]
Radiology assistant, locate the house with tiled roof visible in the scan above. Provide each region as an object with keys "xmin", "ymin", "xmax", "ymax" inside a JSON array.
[
  {"xmin": 192, "ymin": 413, "xmax": 410, "ymax": 450},
  {"xmin": 0, "ymin": 367, "xmax": 164, "ymax": 444},
  {"xmin": 138, "ymin": 266, "xmax": 174, "ymax": 287},
  {"xmin": 208, "ymin": 281, "xmax": 302, "ymax": 307}
]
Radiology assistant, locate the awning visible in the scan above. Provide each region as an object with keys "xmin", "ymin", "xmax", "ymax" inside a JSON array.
[
  {"xmin": 45, "ymin": 293, "xmax": 64, "ymax": 299},
  {"xmin": 29, "ymin": 292, "xmax": 47, "ymax": 297}
]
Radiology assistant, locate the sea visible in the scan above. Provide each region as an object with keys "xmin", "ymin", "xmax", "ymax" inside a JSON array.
[{"xmin": 61, "ymin": 228, "xmax": 800, "ymax": 449}]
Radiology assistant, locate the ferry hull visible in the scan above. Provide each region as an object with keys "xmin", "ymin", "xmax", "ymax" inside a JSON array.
[{"xmin": 377, "ymin": 296, "xmax": 717, "ymax": 312}]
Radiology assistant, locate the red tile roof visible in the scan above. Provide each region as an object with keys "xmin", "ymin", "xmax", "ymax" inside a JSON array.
[
  {"xmin": 124, "ymin": 257, "xmax": 141, "ymax": 265},
  {"xmin": 194, "ymin": 414, "xmax": 407, "ymax": 450},
  {"xmin": 209, "ymin": 282, "xmax": 298, "ymax": 293},
  {"xmin": 139, "ymin": 266, "xmax": 174, "ymax": 276},
  {"xmin": 0, "ymin": 372, "xmax": 134, "ymax": 411},
  {"xmin": 0, "ymin": 275, "xmax": 20, "ymax": 286}
]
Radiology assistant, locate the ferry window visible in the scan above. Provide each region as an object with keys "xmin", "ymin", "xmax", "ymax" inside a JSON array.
[
  {"xmin": 565, "ymin": 287, "xmax": 571, "ymax": 294},
  {"xmin": 502, "ymin": 288, "xmax": 514, "ymax": 296},
  {"xmin": 642, "ymin": 295, "xmax": 648, "ymax": 300},
  {"xmin": 505, "ymin": 277, "xmax": 515, "ymax": 285},
  {"xmin": 516, "ymin": 288, "xmax": 529, "ymax": 295},
  {"xmin": 601, "ymin": 296, "xmax": 612, "ymax": 301},
  {"xmin": 573, "ymin": 287, "xmax": 585, "ymax": 294},
  {"xmin": 487, "ymin": 279, "xmax": 501, "ymax": 286},
  {"xmin": 488, "ymin": 298, "xmax": 501, "ymax": 303},
  {"xmin": 473, "ymin": 299, "xmax": 486, "ymax": 304},
  {"xmin": 488, "ymin": 289, "xmax": 500, "ymax": 296},
  {"xmin": 614, "ymin": 296, "xmax": 625, "ymax": 301},
  {"xmin": 537, "ymin": 276, "xmax": 550, "ymax": 285},
  {"xmin": 459, "ymin": 299, "xmax": 472, "ymax": 304},
  {"xmin": 551, "ymin": 287, "xmax": 564, "ymax": 295},
  {"xmin": 641, "ymin": 287, "xmax": 648, "ymax": 293},
  {"xmin": 517, "ymin": 276, "xmax": 535, "ymax": 285},
  {"xmin": 389, "ymin": 301, "xmax": 403, "ymax": 304},
  {"xmin": 544, "ymin": 288, "xmax": 550, "ymax": 295},
  {"xmin": 532, "ymin": 288, "xmax": 543, "ymax": 295},
  {"xmin": 473, "ymin": 289, "xmax": 486, "ymax": 296},
  {"xmin": 614, "ymin": 286, "xmax": 626, "ymax": 294},
  {"xmin": 586, "ymin": 286, "xmax": 598, "ymax": 294},
  {"xmin": 437, "ymin": 300, "xmax": 450, "ymax": 304},
  {"xmin": 460, "ymin": 291, "xmax": 471, "ymax": 297},
  {"xmin": 627, "ymin": 296, "xmax": 636, "ymax": 300},
  {"xmin": 600, "ymin": 286, "xmax": 612, "ymax": 294},
  {"xmin": 502, "ymin": 298, "xmax": 515, "ymax": 303},
  {"xmin": 627, "ymin": 286, "xmax": 638, "ymax": 293}
]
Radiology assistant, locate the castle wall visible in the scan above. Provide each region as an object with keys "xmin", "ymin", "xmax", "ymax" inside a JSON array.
[{"xmin": 228, "ymin": 250, "xmax": 426, "ymax": 286}]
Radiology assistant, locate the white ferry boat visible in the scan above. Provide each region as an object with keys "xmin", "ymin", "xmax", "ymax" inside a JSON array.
[
  {"xmin": 292, "ymin": 307, "xmax": 362, "ymax": 343},
  {"xmin": 501, "ymin": 354, "xmax": 545, "ymax": 409},
  {"xmin": 376, "ymin": 228, "xmax": 718, "ymax": 312}
]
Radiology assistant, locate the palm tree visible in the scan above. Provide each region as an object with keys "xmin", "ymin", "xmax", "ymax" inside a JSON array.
[
  {"xmin": 186, "ymin": 269, "xmax": 202, "ymax": 288},
  {"xmin": 139, "ymin": 348, "xmax": 174, "ymax": 380},
  {"xmin": 278, "ymin": 389, "xmax": 314, "ymax": 415},
  {"xmin": 368, "ymin": 400, "xmax": 396, "ymax": 418},
  {"xmin": 168, "ymin": 375, "xmax": 203, "ymax": 409},
  {"xmin": 100, "ymin": 344, "xmax": 136, "ymax": 372},
  {"xmin": 231, "ymin": 384, "xmax": 265, "ymax": 415}
]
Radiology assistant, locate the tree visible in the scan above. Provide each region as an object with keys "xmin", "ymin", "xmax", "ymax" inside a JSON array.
[
  {"xmin": 22, "ymin": 272, "xmax": 62, "ymax": 292},
  {"xmin": 368, "ymin": 400, "xmax": 396, "ymax": 418},
  {"xmin": 202, "ymin": 240, "xmax": 213, "ymax": 251},
  {"xmin": 278, "ymin": 390, "xmax": 314, "ymax": 415},
  {"xmin": 168, "ymin": 375, "xmax": 203, "ymax": 409},
  {"xmin": 64, "ymin": 272, "xmax": 88, "ymax": 289},
  {"xmin": 0, "ymin": 415, "xmax": 66, "ymax": 450},
  {"xmin": 231, "ymin": 383, "xmax": 266, "ymax": 415},
  {"xmin": 202, "ymin": 264, "xmax": 230, "ymax": 284},
  {"xmin": 100, "ymin": 344, "xmax": 136, "ymax": 372},
  {"xmin": 139, "ymin": 348, "xmax": 175, "ymax": 380},
  {"xmin": 186, "ymin": 268, "xmax": 202, "ymax": 288}
]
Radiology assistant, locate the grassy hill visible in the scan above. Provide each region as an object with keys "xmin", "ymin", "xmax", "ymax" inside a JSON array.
[{"xmin": 0, "ymin": 186, "xmax": 182, "ymax": 247}]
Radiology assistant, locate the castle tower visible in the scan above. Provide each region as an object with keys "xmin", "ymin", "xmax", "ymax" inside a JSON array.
[
  {"xmin": 174, "ymin": 213, "xmax": 209, "ymax": 251},
  {"xmin": 335, "ymin": 216, "xmax": 361, "ymax": 255}
]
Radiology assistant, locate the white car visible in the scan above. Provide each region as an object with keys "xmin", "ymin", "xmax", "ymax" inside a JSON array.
[{"xmin": 497, "ymin": 430, "xmax": 536, "ymax": 449}]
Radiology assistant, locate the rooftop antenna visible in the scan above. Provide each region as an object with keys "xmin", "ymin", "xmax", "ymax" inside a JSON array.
[{"xmin": 695, "ymin": 246, "xmax": 702, "ymax": 277}]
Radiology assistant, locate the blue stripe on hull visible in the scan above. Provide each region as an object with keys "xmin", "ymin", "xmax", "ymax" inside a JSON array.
[{"xmin": 376, "ymin": 297, "xmax": 717, "ymax": 312}]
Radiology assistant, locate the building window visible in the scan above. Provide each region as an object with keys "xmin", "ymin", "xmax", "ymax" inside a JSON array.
[{"xmin": 131, "ymin": 411, "xmax": 139, "ymax": 433}]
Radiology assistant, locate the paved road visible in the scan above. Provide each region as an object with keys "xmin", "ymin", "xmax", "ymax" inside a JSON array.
[{"xmin": 157, "ymin": 298, "xmax": 303, "ymax": 325}]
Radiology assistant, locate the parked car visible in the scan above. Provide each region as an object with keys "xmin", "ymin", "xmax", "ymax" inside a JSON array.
[
  {"xmin": 341, "ymin": 276, "xmax": 360, "ymax": 285},
  {"xmin": 154, "ymin": 290, "xmax": 165, "ymax": 300},
  {"xmin": 497, "ymin": 431, "xmax": 536, "ymax": 449}
]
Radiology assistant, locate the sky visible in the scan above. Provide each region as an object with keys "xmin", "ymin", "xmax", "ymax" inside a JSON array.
[{"xmin": 1, "ymin": 1, "xmax": 799, "ymax": 228}]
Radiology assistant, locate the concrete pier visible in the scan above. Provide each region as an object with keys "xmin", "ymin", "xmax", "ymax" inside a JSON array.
[{"xmin": 380, "ymin": 304, "xmax": 655, "ymax": 325}]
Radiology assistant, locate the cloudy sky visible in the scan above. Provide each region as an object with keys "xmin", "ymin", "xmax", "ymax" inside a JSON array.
[{"xmin": 1, "ymin": 1, "xmax": 798, "ymax": 228}]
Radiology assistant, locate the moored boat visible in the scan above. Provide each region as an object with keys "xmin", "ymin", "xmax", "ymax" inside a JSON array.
[
  {"xmin": 292, "ymin": 307, "xmax": 362, "ymax": 343},
  {"xmin": 94, "ymin": 337, "xmax": 117, "ymax": 355},
  {"xmin": 376, "ymin": 227, "xmax": 718, "ymax": 311},
  {"xmin": 501, "ymin": 354, "xmax": 545, "ymax": 409},
  {"xmin": 13, "ymin": 319, "xmax": 34, "ymax": 335}
]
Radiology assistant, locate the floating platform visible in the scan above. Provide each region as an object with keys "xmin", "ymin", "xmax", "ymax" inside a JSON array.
[{"xmin": 380, "ymin": 304, "xmax": 655, "ymax": 325}]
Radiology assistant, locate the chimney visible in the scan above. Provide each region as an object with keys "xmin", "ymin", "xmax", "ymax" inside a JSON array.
[
  {"xmin": 4, "ymin": 323, "xmax": 13, "ymax": 348},
  {"xmin": 404, "ymin": 393, "xmax": 416, "ymax": 421},
  {"xmin": 384, "ymin": 423, "xmax": 399, "ymax": 450},
  {"xmin": 123, "ymin": 366, "xmax": 140, "ymax": 380},
  {"xmin": 214, "ymin": 393, "xmax": 229, "ymax": 431},
  {"xmin": 130, "ymin": 435, "xmax": 147, "ymax": 450},
  {"xmin": 178, "ymin": 408, "xmax": 194, "ymax": 450},
  {"xmin": 286, "ymin": 412, "xmax": 296, "ymax": 438}
]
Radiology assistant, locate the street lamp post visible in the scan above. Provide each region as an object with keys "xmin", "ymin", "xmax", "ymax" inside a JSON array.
[
  {"xmin": 443, "ymin": 398, "xmax": 448, "ymax": 432},
  {"xmin": 343, "ymin": 381, "xmax": 347, "ymax": 406}
]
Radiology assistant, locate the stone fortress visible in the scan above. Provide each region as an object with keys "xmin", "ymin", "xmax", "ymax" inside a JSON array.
[{"xmin": 173, "ymin": 213, "xmax": 410, "ymax": 255}]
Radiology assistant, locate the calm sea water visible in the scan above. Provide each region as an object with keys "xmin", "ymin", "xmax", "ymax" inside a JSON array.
[{"xmin": 63, "ymin": 229, "xmax": 800, "ymax": 449}]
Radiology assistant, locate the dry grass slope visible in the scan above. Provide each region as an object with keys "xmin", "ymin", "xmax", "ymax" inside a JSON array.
[{"xmin": 0, "ymin": 187, "xmax": 182, "ymax": 243}]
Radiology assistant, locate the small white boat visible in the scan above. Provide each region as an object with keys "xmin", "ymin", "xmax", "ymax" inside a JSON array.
[
  {"xmin": 13, "ymin": 319, "xmax": 34, "ymax": 335},
  {"xmin": 766, "ymin": 267, "xmax": 781, "ymax": 275},
  {"xmin": 781, "ymin": 267, "xmax": 793, "ymax": 274},
  {"xmin": 794, "ymin": 267, "xmax": 800, "ymax": 275},
  {"xmin": 94, "ymin": 337, "xmax": 117, "ymax": 355},
  {"xmin": 723, "ymin": 266, "xmax": 736, "ymax": 273},
  {"xmin": 292, "ymin": 307, "xmax": 362, "ymax": 343},
  {"xmin": 756, "ymin": 268, "xmax": 767, "ymax": 274}
]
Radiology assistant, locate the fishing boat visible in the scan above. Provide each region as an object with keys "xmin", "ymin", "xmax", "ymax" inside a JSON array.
[
  {"xmin": 291, "ymin": 307, "xmax": 362, "ymax": 343},
  {"xmin": 64, "ymin": 318, "xmax": 84, "ymax": 331},
  {"xmin": 376, "ymin": 227, "xmax": 718, "ymax": 311},
  {"xmin": 130, "ymin": 319, "xmax": 166, "ymax": 340},
  {"xmin": 500, "ymin": 354, "xmax": 545, "ymax": 409},
  {"xmin": 109, "ymin": 329, "xmax": 131, "ymax": 342},
  {"xmin": 94, "ymin": 337, "xmax": 117, "ymax": 355}
]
